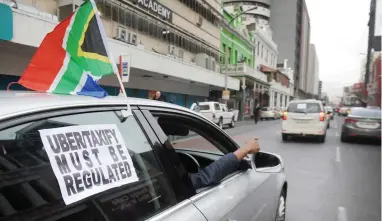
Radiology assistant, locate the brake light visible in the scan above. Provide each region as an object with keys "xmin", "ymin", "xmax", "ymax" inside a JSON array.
[
  {"xmin": 345, "ymin": 118, "xmax": 358, "ymax": 124},
  {"xmin": 319, "ymin": 112, "xmax": 325, "ymax": 121},
  {"xmin": 282, "ymin": 112, "xmax": 287, "ymax": 120}
]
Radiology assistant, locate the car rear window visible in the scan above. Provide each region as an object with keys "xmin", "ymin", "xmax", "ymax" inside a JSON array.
[
  {"xmin": 199, "ymin": 104, "xmax": 210, "ymax": 110},
  {"xmin": 350, "ymin": 108, "xmax": 382, "ymax": 118},
  {"xmin": 287, "ymin": 103, "xmax": 322, "ymax": 113},
  {"xmin": 0, "ymin": 110, "xmax": 177, "ymax": 221}
]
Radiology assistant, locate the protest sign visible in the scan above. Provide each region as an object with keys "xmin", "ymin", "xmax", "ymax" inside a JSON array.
[{"xmin": 39, "ymin": 124, "xmax": 139, "ymax": 205}]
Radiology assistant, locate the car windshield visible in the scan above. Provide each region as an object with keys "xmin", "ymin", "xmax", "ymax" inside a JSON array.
[
  {"xmin": 350, "ymin": 108, "xmax": 382, "ymax": 118},
  {"xmin": 287, "ymin": 103, "xmax": 321, "ymax": 113}
]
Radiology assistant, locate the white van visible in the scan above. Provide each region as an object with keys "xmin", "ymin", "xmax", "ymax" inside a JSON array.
[
  {"xmin": 281, "ymin": 99, "xmax": 328, "ymax": 143},
  {"xmin": 190, "ymin": 102, "xmax": 235, "ymax": 128}
]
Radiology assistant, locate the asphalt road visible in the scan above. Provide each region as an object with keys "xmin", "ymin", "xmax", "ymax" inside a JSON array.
[{"xmin": 221, "ymin": 116, "xmax": 381, "ymax": 221}]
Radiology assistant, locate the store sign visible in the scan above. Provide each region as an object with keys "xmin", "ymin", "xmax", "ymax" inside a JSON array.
[
  {"xmin": 119, "ymin": 55, "xmax": 131, "ymax": 83},
  {"xmin": 0, "ymin": 3, "xmax": 13, "ymax": 41},
  {"xmin": 137, "ymin": 0, "xmax": 172, "ymax": 22},
  {"xmin": 222, "ymin": 90, "xmax": 230, "ymax": 100}
]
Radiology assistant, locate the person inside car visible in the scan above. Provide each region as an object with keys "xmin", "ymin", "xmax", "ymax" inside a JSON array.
[{"xmin": 190, "ymin": 139, "xmax": 260, "ymax": 189}]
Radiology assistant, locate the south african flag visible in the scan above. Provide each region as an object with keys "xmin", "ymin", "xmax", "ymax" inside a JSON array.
[{"xmin": 18, "ymin": 0, "xmax": 117, "ymax": 98}]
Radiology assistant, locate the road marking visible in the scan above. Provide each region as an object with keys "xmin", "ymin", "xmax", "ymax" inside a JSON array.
[
  {"xmin": 337, "ymin": 207, "xmax": 348, "ymax": 221},
  {"xmin": 336, "ymin": 146, "xmax": 341, "ymax": 163},
  {"xmin": 336, "ymin": 132, "xmax": 339, "ymax": 137}
]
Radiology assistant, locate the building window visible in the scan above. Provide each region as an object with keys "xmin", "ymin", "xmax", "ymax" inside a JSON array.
[
  {"xmin": 179, "ymin": 0, "xmax": 219, "ymax": 27},
  {"xmin": 261, "ymin": 45, "xmax": 263, "ymax": 58},
  {"xmin": 228, "ymin": 47, "xmax": 232, "ymax": 64},
  {"xmin": 100, "ymin": 0, "xmax": 220, "ymax": 62}
]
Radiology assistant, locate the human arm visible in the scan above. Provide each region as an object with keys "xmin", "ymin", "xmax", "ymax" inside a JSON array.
[{"xmin": 190, "ymin": 139, "xmax": 260, "ymax": 189}]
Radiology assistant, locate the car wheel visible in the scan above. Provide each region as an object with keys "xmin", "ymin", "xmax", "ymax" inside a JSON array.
[
  {"xmin": 340, "ymin": 133, "xmax": 348, "ymax": 143},
  {"xmin": 218, "ymin": 118, "xmax": 223, "ymax": 129},
  {"xmin": 318, "ymin": 134, "xmax": 326, "ymax": 143},
  {"xmin": 229, "ymin": 117, "xmax": 235, "ymax": 128},
  {"xmin": 282, "ymin": 134, "xmax": 288, "ymax": 141},
  {"xmin": 275, "ymin": 190, "xmax": 286, "ymax": 221}
]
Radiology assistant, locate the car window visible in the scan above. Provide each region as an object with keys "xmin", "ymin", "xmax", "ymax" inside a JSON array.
[
  {"xmin": 0, "ymin": 110, "xmax": 177, "ymax": 220},
  {"xmin": 214, "ymin": 103, "xmax": 221, "ymax": 110},
  {"xmin": 350, "ymin": 109, "xmax": 382, "ymax": 118},
  {"xmin": 287, "ymin": 103, "xmax": 322, "ymax": 113},
  {"xmin": 199, "ymin": 104, "xmax": 210, "ymax": 111},
  {"xmin": 261, "ymin": 107, "xmax": 269, "ymax": 111},
  {"xmin": 150, "ymin": 111, "xmax": 245, "ymax": 193}
]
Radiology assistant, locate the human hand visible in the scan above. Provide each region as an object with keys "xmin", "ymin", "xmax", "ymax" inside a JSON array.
[{"xmin": 244, "ymin": 138, "xmax": 260, "ymax": 154}]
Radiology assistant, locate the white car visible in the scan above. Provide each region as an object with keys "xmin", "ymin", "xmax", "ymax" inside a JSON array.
[
  {"xmin": 191, "ymin": 102, "xmax": 235, "ymax": 128},
  {"xmin": 260, "ymin": 107, "xmax": 281, "ymax": 120},
  {"xmin": 281, "ymin": 99, "xmax": 328, "ymax": 143}
]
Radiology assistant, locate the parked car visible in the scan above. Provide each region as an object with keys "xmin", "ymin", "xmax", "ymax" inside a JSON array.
[
  {"xmin": 0, "ymin": 91, "xmax": 287, "ymax": 221},
  {"xmin": 338, "ymin": 106, "xmax": 351, "ymax": 116},
  {"xmin": 281, "ymin": 99, "xmax": 328, "ymax": 143},
  {"xmin": 260, "ymin": 107, "xmax": 281, "ymax": 120},
  {"xmin": 190, "ymin": 101, "xmax": 235, "ymax": 128},
  {"xmin": 325, "ymin": 106, "xmax": 334, "ymax": 120},
  {"xmin": 341, "ymin": 107, "xmax": 382, "ymax": 142}
]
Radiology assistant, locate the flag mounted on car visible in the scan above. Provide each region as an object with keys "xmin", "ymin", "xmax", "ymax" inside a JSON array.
[{"xmin": 18, "ymin": 0, "xmax": 117, "ymax": 98}]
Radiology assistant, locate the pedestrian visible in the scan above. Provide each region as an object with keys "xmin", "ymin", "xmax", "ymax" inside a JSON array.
[
  {"xmin": 253, "ymin": 104, "xmax": 261, "ymax": 124},
  {"xmin": 152, "ymin": 91, "xmax": 167, "ymax": 102}
]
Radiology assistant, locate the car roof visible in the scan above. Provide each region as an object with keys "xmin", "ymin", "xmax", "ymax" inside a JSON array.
[{"xmin": 0, "ymin": 91, "xmax": 193, "ymax": 120}]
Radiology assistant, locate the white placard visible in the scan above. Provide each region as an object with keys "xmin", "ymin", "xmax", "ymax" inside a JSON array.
[
  {"xmin": 297, "ymin": 103, "xmax": 307, "ymax": 109},
  {"xmin": 39, "ymin": 124, "xmax": 139, "ymax": 205}
]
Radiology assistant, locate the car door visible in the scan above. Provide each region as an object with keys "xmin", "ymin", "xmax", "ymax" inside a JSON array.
[
  {"xmin": 220, "ymin": 104, "xmax": 231, "ymax": 125},
  {"xmin": 0, "ymin": 106, "xmax": 206, "ymax": 221},
  {"xmin": 140, "ymin": 107, "xmax": 281, "ymax": 221}
]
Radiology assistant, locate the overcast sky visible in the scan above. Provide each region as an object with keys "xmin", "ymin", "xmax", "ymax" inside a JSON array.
[{"xmin": 305, "ymin": 0, "xmax": 370, "ymax": 98}]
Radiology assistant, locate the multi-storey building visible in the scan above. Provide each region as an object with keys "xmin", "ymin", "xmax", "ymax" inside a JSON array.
[
  {"xmin": 269, "ymin": 0, "xmax": 311, "ymax": 99},
  {"xmin": 0, "ymin": 0, "xmax": 240, "ymax": 107},
  {"xmin": 222, "ymin": 0, "xmax": 291, "ymax": 112},
  {"xmin": 307, "ymin": 44, "xmax": 319, "ymax": 96}
]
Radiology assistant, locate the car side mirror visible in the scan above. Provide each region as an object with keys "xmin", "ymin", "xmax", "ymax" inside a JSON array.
[{"xmin": 252, "ymin": 152, "xmax": 284, "ymax": 173}]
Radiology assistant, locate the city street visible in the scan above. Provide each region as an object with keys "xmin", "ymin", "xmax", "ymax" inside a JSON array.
[{"xmin": 175, "ymin": 116, "xmax": 381, "ymax": 221}]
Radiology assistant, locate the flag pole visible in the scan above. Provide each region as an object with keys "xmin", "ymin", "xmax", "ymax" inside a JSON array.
[{"xmin": 115, "ymin": 71, "xmax": 132, "ymax": 117}]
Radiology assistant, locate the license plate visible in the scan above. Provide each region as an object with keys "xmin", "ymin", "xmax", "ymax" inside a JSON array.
[{"xmin": 357, "ymin": 122, "xmax": 378, "ymax": 128}]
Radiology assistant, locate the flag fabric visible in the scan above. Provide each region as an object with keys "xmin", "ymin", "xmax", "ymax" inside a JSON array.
[{"xmin": 18, "ymin": 0, "xmax": 117, "ymax": 98}]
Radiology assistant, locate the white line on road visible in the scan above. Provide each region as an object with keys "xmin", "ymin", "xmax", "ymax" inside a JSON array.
[
  {"xmin": 336, "ymin": 146, "xmax": 341, "ymax": 163},
  {"xmin": 337, "ymin": 207, "xmax": 348, "ymax": 221},
  {"xmin": 336, "ymin": 132, "xmax": 339, "ymax": 137}
]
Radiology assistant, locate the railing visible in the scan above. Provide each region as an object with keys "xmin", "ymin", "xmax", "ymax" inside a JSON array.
[
  {"xmin": 270, "ymin": 80, "xmax": 290, "ymax": 94},
  {"xmin": 222, "ymin": 63, "xmax": 268, "ymax": 82}
]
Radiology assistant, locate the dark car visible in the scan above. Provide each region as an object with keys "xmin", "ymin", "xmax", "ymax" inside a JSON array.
[{"xmin": 341, "ymin": 107, "xmax": 382, "ymax": 142}]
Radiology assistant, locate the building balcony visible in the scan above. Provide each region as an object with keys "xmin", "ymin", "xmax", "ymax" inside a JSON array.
[
  {"xmin": 222, "ymin": 63, "xmax": 268, "ymax": 83},
  {"xmin": 270, "ymin": 80, "xmax": 290, "ymax": 95}
]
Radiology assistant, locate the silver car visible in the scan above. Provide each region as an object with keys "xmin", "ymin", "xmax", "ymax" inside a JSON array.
[
  {"xmin": 0, "ymin": 91, "xmax": 287, "ymax": 221},
  {"xmin": 341, "ymin": 107, "xmax": 382, "ymax": 142}
]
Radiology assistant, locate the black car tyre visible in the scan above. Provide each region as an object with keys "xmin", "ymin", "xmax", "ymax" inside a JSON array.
[
  {"xmin": 218, "ymin": 118, "xmax": 223, "ymax": 129},
  {"xmin": 275, "ymin": 190, "xmax": 286, "ymax": 221},
  {"xmin": 318, "ymin": 134, "xmax": 326, "ymax": 143},
  {"xmin": 229, "ymin": 117, "xmax": 235, "ymax": 128},
  {"xmin": 282, "ymin": 134, "xmax": 288, "ymax": 142},
  {"xmin": 340, "ymin": 133, "xmax": 348, "ymax": 143}
]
